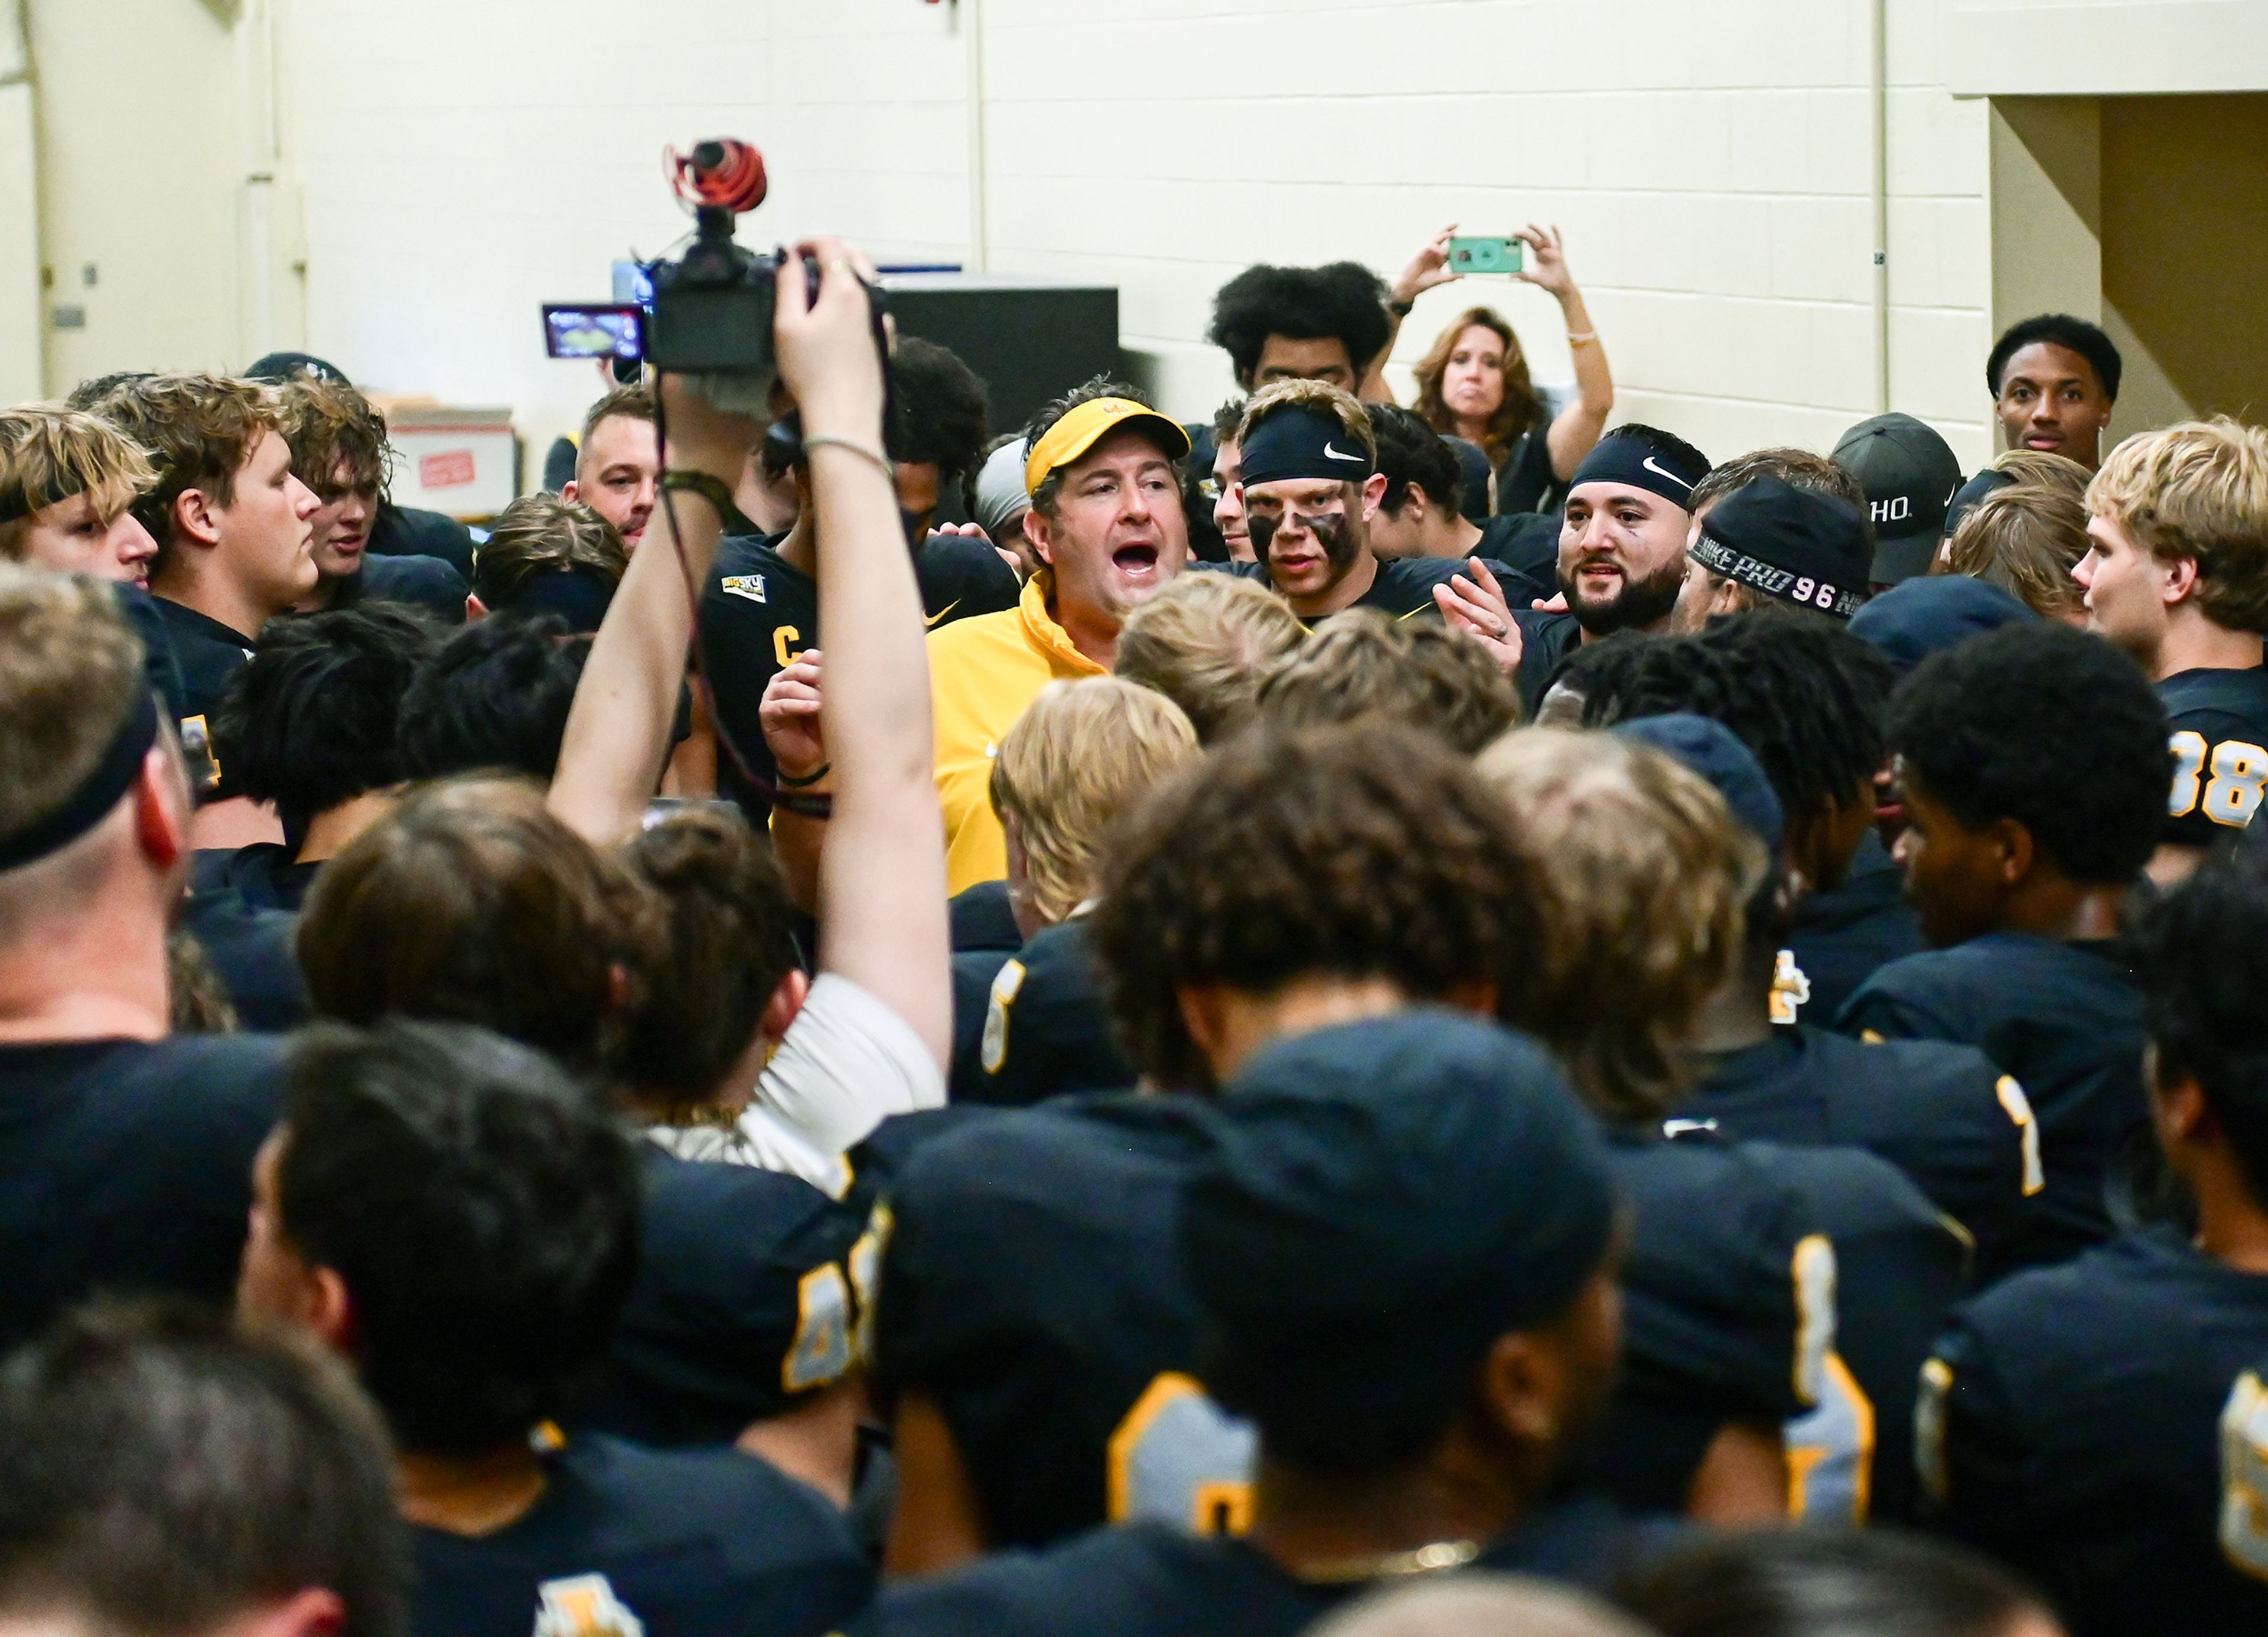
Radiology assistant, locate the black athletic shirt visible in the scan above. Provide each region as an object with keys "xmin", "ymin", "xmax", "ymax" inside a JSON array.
[
  {"xmin": 0, "ymin": 1033, "xmax": 284, "ymax": 1351},
  {"xmin": 1781, "ymin": 832, "xmax": 1922, "ymax": 1028},
  {"xmin": 869, "ymin": 1094, "xmax": 1216, "ymax": 1550},
  {"xmin": 874, "ymin": 1092, "xmax": 1823, "ymax": 1547},
  {"xmin": 867, "ymin": 1494, "xmax": 1661, "ymax": 1637},
  {"xmin": 152, "ymin": 595, "xmax": 256, "ymax": 740},
  {"xmin": 1738, "ymin": 1139, "xmax": 1970, "ymax": 1524},
  {"xmin": 411, "ymin": 1434, "xmax": 871, "ymax": 1637},
  {"xmin": 1839, "ymin": 933, "xmax": 2144, "ymax": 1269},
  {"xmin": 114, "ymin": 582, "xmax": 188, "ymax": 720},
  {"xmin": 1510, "ymin": 609, "xmax": 1583, "ymax": 713},
  {"xmin": 370, "ymin": 502, "xmax": 477, "ymax": 578},
  {"xmin": 1922, "ymin": 1226, "xmax": 2268, "ymax": 1636},
  {"xmin": 1590, "ymin": 1128, "xmax": 1826, "ymax": 1514},
  {"xmin": 1671, "ymin": 1026, "xmax": 2037, "ymax": 1281},
  {"xmin": 1475, "ymin": 511, "xmax": 1560, "ymax": 591},
  {"xmin": 193, "ymin": 843, "xmax": 321, "ymax": 915},
  {"xmin": 330, "ymin": 552, "xmax": 468, "ymax": 623},
  {"xmin": 1227, "ymin": 556, "xmax": 1546, "ymax": 628},
  {"xmin": 179, "ymin": 886, "xmax": 310, "ymax": 1032},
  {"xmin": 700, "ymin": 533, "xmax": 1020, "ymax": 810},
  {"xmin": 967, "ymin": 917, "xmax": 1131, "ymax": 1108},
  {"xmin": 574, "ymin": 1146, "xmax": 873, "ymax": 1446},
  {"xmin": 2159, "ymin": 667, "xmax": 2268, "ymax": 850}
]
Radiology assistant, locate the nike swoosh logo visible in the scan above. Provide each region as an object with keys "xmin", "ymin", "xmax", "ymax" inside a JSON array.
[
  {"xmin": 1323, "ymin": 441, "xmax": 1366, "ymax": 464},
  {"xmin": 924, "ymin": 599, "xmax": 961, "ymax": 628},
  {"xmin": 1641, "ymin": 456, "xmax": 1695, "ymax": 492}
]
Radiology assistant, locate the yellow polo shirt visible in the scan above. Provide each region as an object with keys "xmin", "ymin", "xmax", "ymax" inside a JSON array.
[{"xmin": 928, "ymin": 570, "xmax": 1106, "ymax": 893}]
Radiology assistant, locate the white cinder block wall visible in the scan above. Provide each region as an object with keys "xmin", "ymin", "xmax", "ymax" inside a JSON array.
[{"xmin": 278, "ymin": 0, "xmax": 1997, "ymax": 474}]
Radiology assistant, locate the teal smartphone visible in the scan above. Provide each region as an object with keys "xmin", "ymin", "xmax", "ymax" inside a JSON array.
[{"xmin": 1448, "ymin": 236, "xmax": 1524, "ymax": 275}]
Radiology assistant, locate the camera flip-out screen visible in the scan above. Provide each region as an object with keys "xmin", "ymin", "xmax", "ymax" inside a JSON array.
[{"xmin": 543, "ymin": 304, "xmax": 645, "ymax": 361}]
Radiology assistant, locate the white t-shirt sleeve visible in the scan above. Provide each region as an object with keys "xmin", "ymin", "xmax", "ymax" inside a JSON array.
[{"xmin": 729, "ymin": 973, "xmax": 944, "ymax": 1193}]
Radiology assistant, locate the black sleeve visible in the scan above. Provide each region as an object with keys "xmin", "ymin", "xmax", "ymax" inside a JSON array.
[
  {"xmin": 1920, "ymin": 1312, "xmax": 2051, "ymax": 1571},
  {"xmin": 917, "ymin": 535, "xmax": 1023, "ymax": 627},
  {"xmin": 696, "ymin": 584, "xmax": 790, "ymax": 802}
]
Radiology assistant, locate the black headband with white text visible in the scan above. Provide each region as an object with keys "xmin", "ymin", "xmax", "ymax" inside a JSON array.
[
  {"xmin": 1239, "ymin": 405, "xmax": 1375, "ymax": 490},
  {"xmin": 0, "ymin": 689, "xmax": 159, "ymax": 873}
]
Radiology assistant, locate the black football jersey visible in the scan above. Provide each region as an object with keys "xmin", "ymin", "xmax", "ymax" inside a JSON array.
[
  {"xmin": 413, "ymin": 1433, "xmax": 871, "ymax": 1637},
  {"xmin": 1511, "ymin": 609, "xmax": 1583, "ymax": 714},
  {"xmin": 573, "ymin": 1146, "xmax": 874, "ymax": 1446},
  {"xmin": 699, "ymin": 537, "xmax": 820, "ymax": 810},
  {"xmin": 1672, "ymin": 1026, "xmax": 2039, "ymax": 1281},
  {"xmin": 1740, "ymin": 1140, "xmax": 1970, "ymax": 1524},
  {"xmin": 700, "ymin": 533, "xmax": 1019, "ymax": 813},
  {"xmin": 1223, "ymin": 556, "xmax": 1545, "ymax": 628},
  {"xmin": 1838, "ymin": 932, "xmax": 2143, "ymax": 1268},
  {"xmin": 866, "ymin": 1495, "xmax": 1657, "ymax": 1637},
  {"xmin": 1781, "ymin": 832, "xmax": 1923, "ymax": 1028},
  {"xmin": 1591, "ymin": 1128, "xmax": 1829, "ymax": 1514},
  {"xmin": 970, "ymin": 917, "xmax": 1133, "ymax": 1107},
  {"xmin": 871, "ymin": 1095, "xmax": 1823, "ymax": 1549},
  {"xmin": 869, "ymin": 1094, "xmax": 1224, "ymax": 1550},
  {"xmin": 2159, "ymin": 667, "xmax": 2268, "ymax": 851},
  {"xmin": 1922, "ymin": 1226, "xmax": 2268, "ymax": 1636}
]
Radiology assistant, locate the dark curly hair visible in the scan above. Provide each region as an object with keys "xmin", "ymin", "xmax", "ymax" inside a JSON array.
[
  {"xmin": 610, "ymin": 805, "xmax": 802, "ymax": 1120},
  {"xmin": 1578, "ymin": 613, "xmax": 1896, "ymax": 854},
  {"xmin": 2130, "ymin": 847, "xmax": 2268, "ymax": 1205},
  {"xmin": 1888, "ymin": 621, "xmax": 2168, "ymax": 885},
  {"xmin": 214, "ymin": 604, "xmax": 442, "ymax": 845},
  {"xmin": 1257, "ymin": 609, "xmax": 1521, "ymax": 754},
  {"xmin": 886, "ymin": 336, "xmax": 990, "ymax": 491},
  {"xmin": 1207, "ymin": 262, "xmax": 1390, "ymax": 389},
  {"xmin": 1090, "ymin": 722, "xmax": 1546, "ymax": 1091}
]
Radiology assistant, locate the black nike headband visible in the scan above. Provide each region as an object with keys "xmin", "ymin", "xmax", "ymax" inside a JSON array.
[
  {"xmin": 1568, "ymin": 432, "xmax": 1709, "ymax": 511},
  {"xmin": 1239, "ymin": 405, "xmax": 1376, "ymax": 490},
  {"xmin": 0, "ymin": 688, "xmax": 159, "ymax": 873}
]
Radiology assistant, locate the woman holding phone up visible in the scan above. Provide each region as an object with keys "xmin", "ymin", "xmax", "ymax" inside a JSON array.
[{"xmin": 1407, "ymin": 225, "xmax": 1615, "ymax": 519}]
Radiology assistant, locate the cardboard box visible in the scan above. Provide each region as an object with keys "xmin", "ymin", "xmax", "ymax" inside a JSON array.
[{"xmin": 370, "ymin": 399, "xmax": 519, "ymax": 520}]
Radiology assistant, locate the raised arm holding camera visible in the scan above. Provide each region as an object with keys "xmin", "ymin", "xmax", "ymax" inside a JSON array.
[{"xmin": 550, "ymin": 233, "xmax": 951, "ymax": 1162}]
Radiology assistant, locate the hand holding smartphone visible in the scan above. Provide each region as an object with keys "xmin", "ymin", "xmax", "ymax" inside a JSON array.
[{"xmin": 1447, "ymin": 236, "xmax": 1526, "ymax": 275}]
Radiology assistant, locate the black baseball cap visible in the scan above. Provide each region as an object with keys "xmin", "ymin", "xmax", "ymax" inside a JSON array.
[
  {"xmin": 243, "ymin": 351, "xmax": 352, "ymax": 386},
  {"xmin": 1614, "ymin": 713, "xmax": 1785, "ymax": 851},
  {"xmin": 1846, "ymin": 574, "xmax": 2037, "ymax": 678},
  {"xmin": 1832, "ymin": 413, "xmax": 1964, "ymax": 583},
  {"xmin": 1691, "ymin": 476, "xmax": 1871, "ymax": 619},
  {"xmin": 1181, "ymin": 1010, "xmax": 1615, "ymax": 1423},
  {"xmin": 1942, "ymin": 468, "xmax": 2019, "ymax": 541}
]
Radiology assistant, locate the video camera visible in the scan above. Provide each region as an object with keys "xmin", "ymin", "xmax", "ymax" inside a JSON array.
[{"xmin": 644, "ymin": 139, "xmax": 888, "ymax": 413}]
